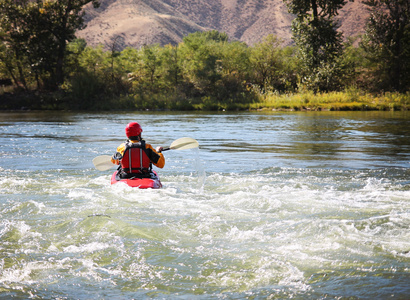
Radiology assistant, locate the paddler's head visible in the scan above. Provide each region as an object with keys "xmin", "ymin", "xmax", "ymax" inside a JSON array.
[{"xmin": 125, "ymin": 122, "xmax": 142, "ymax": 141}]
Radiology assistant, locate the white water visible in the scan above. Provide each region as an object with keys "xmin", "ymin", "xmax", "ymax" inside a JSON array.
[{"xmin": 0, "ymin": 111, "xmax": 409, "ymax": 299}]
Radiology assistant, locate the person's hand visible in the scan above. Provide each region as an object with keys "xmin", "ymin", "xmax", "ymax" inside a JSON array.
[
  {"xmin": 111, "ymin": 152, "xmax": 122, "ymax": 165},
  {"xmin": 156, "ymin": 146, "xmax": 163, "ymax": 153}
]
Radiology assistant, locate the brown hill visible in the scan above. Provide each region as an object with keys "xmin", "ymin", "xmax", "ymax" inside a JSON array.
[{"xmin": 77, "ymin": 0, "xmax": 369, "ymax": 50}]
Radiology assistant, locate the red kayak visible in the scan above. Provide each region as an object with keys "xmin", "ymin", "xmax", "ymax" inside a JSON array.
[{"xmin": 111, "ymin": 170, "xmax": 162, "ymax": 189}]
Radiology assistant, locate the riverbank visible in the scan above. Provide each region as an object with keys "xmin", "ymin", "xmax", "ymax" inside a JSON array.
[
  {"xmin": 249, "ymin": 90, "xmax": 409, "ymax": 112},
  {"xmin": 1, "ymin": 88, "xmax": 409, "ymax": 111}
]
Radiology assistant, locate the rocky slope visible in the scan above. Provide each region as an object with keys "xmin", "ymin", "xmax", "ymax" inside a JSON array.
[{"xmin": 77, "ymin": 0, "xmax": 369, "ymax": 50}]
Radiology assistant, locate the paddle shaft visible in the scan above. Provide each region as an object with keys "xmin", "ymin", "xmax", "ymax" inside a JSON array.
[{"xmin": 93, "ymin": 137, "xmax": 198, "ymax": 170}]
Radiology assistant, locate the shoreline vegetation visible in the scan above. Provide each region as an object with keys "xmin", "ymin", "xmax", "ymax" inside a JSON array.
[
  {"xmin": 1, "ymin": 87, "xmax": 408, "ymax": 112},
  {"xmin": 250, "ymin": 90, "xmax": 409, "ymax": 112},
  {"xmin": 1, "ymin": 1, "xmax": 409, "ymax": 112},
  {"xmin": 1, "ymin": 28, "xmax": 408, "ymax": 112}
]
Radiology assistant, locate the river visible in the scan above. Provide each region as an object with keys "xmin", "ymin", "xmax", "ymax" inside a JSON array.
[{"xmin": 1, "ymin": 111, "xmax": 409, "ymax": 299}]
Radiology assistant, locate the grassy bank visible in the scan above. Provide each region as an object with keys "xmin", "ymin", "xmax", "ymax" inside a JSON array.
[{"xmin": 250, "ymin": 89, "xmax": 410, "ymax": 111}]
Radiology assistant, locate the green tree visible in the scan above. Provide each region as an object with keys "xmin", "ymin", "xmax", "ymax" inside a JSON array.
[
  {"xmin": 119, "ymin": 47, "xmax": 140, "ymax": 74},
  {"xmin": 161, "ymin": 44, "xmax": 183, "ymax": 94},
  {"xmin": 65, "ymin": 38, "xmax": 87, "ymax": 76},
  {"xmin": 250, "ymin": 34, "xmax": 297, "ymax": 93},
  {"xmin": 129, "ymin": 44, "xmax": 164, "ymax": 94},
  {"xmin": 179, "ymin": 31, "xmax": 226, "ymax": 98},
  {"xmin": 78, "ymin": 45, "xmax": 105, "ymax": 75},
  {"xmin": 218, "ymin": 40, "xmax": 251, "ymax": 100},
  {"xmin": 361, "ymin": 0, "xmax": 410, "ymax": 92},
  {"xmin": 63, "ymin": 44, "xmax": 103, "ymax": 108},
  {"xmin": 338, "ymin": 37, "xmax": 368, "ymax": 89},
  {"xmin": 35, "ymin": 0, "xmax": 100, "ymax": 89},
  {"xmin": 0, "ymin": 0, "xmax": 31, "ymax": 89},
  {"xmin": 189, "ymin": 30, "xmax": 229, "ymax": 43},
  {"xmin": 0, "ymin": 0, "xmax": 99, "ymax": 90},
  {"xmin": 284, "ymin": 0, "xmax": 350, "ymax": 91}
]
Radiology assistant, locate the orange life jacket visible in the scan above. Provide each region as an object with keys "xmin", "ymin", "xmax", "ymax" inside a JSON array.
[{"xmin": 120, "ymin": 141, "xmax": 151, "ymax": 174}]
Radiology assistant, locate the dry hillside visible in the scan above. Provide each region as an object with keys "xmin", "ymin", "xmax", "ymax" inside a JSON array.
[{"xmin": 77, "ymin": 0, "xmax": 370, "ymax": 50}]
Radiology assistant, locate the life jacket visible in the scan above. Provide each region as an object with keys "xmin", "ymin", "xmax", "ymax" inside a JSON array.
[{"xmin": 120, "ymin": 140, "xmax": 152, "ymax": 175}]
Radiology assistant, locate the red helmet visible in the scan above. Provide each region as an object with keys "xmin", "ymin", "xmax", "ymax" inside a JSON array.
[{"xmin": 125, "ymin": 122, "xmax": 143, "ymax": 138}]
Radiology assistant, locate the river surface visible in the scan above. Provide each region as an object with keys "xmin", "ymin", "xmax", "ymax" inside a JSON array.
[{"xmin": 0, "ymin": 111, "xmax": 409, "ymax": 299}]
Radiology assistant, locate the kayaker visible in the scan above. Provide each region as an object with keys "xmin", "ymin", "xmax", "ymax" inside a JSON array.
[{"xmin": 111, "ymin": 122, "xmax": 165, "ymax": 179}]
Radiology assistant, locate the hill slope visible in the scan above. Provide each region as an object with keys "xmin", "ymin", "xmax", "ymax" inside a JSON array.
[{"xmin": 77, "ymin": 0, "xmax": 369, "ymax": 50}]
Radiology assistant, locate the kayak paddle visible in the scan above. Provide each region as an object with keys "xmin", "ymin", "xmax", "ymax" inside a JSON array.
[
  {"xmin": 92, "ymin": 137, "xmax": 199, "ymax": 171},
  {"xmin": 161, "ymin": 137, "xmax": 199, "ymax": 151}
]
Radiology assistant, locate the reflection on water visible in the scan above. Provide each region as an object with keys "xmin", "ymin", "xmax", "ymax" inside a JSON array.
[
  {"xmin": 0, "ymin": 110, "xmax": 409, "ymax": 299},
  {"xmin": 185, "ymin": 111, "xmax": 410, "ymax": 170}
]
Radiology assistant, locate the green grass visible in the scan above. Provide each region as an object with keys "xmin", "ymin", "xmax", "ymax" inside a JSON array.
[{"xmin": 249, "ymin": 89, "xmax": 409, "ymax": 111}]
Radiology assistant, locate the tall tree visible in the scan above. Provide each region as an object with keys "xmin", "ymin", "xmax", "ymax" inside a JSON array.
[
  {"xmin": 250, "ymin": 35, "xmax": 287, "ymax": 92},
  {"xmin": 179, "ymin": 31, "xmax": 226, "ymax": 97},
  {"xmin": 138, "ymin": 44, "xmax": 163, "ymax": 93},
  {"xmin": 34, "ymin": 0, "xmax": 100, "ymax": 89},
  {"xmin": 0, "ymin": 0, "xmax": 99, "ymax": 90},
  {"xmin": 0, "ymin": 0, "xmax": 30, "ymax": 89},
  {"xmin": 361, "ymin": 0, "xmax": 410, "ymax": 92},
  {"xmin": 161, "ymin": 44, "xmax": 183, "ymax": 94},
  {"xmin": 284, "ymin": 0, "xmax": 350, "ymax": 91}
]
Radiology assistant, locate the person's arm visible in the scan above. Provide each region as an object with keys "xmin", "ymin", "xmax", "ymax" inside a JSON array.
[
  {"xmin": 111, "ymin": 143, "xmax": 126, "ymax": 165},
  {"xmin": 145, "ymin": 143, "xmax": 165, "ymax": 168}
]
